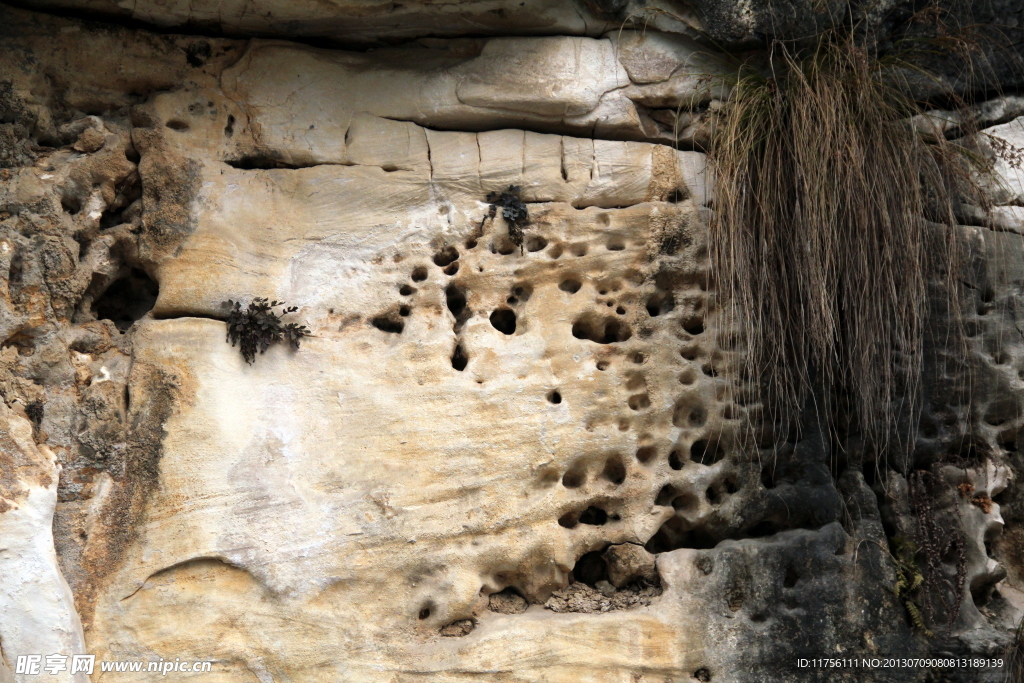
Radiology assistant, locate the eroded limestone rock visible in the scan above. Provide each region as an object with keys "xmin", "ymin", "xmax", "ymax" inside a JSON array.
[{"xmin": 1, "ymin": 4, "xmax": 1024, "ymax": 683}]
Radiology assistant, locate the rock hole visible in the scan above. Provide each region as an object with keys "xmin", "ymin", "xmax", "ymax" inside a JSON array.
[
  {"xmin": 631, "ymin": 352, "xmax": 645, "ymax": 364},
  {"xmin": 432, "ymin": 245, "xmax": 459, "ymax": 267},
  {"xmin": 691, "ymin": 439, "xmax": 722, "ymax": 465},
  {"xmin": 399, "ymin": 305, "xmax": 411, "ymax": 317},
  {"xmin": 490, "ymin": 309, "xmax": 517, "ymax": 335},
  {"xmin": 525, "ymin": 235, "xmax": 548, "ymax": 252},
  {"xmin": 411, "ymin": 266, "xmax": 428, "ymax": 282},
  {"xmin": 572, "ymin": 313, "xmax": 632, "ymax": 344},
  {"xmin": 399, "ymin": 284, "xmax": 415, "ymax": 296},
  {"xmin": 445, "ymin": 284, "xmax": 467, "ymax": 318},
  {"xmin": 92, "ymin": 268, "xmax": 159, "ymax": 332},
  {"xmin": 61, "ymin": 194, "xmax": 82, "ymax": 215},
  {"xmin": 616, "ymin": 306, "xmax": 626, "ymax": 315},
  {"xmin": 666, "ymin": 189, "xmax": 685, "ymax": 203},
  {"xmin": 602, "ymin": 457, "xmax": 626, "ymax": 485},
  {"xmin": 547, "ymin": 390, "xmax": 562, "ymax": 404},
  {"xmin": 784, "ymin": 567, "xmax": 799, "ymax": 588},
  {"xmin": 443, "ymin": 262, "xmax": 460, "ymax": 276},
  {"xmin": 679, "ymin": 369, "xmax": 697, "ymax": 385},
  {"xmin": 371, "ymin": 311, "xmax": 405, "ymax": 334},
  {"xmin": 627, "ymin": 394, "xmax": 650, "ymax": 410},
  {"xmin": 559, "ymin": 278, "xmax": 582, "ymax": 294},
  {"xmin": 165, "ymin": 119, "xmax": 189, "ymax": 131},
  {"xmin": 570, "ymin": 243, "xmax": 588, "ymax": 257},
  {"xmin": 693, "ymin": 666, "xmax": 712, "ymax": 682},
  {"xmin": 636, "ymin": 446, "xmax": 656, "ymax": 464},
  {"xmin": 669, "ymin": 449, "xmax": 686, "ymax": 470},
  {"xmin": 680, "ymin": 346, "xmax": 699, "ymax": 361},
  {"xmin": 646, "ymin": 292, "xmax": 674, "ymax": 317},
  {"xmin": 655, "ymin": 484, "xmax": 678, "ymax": 506},
  {"xmin": 558, "ymin": 511, "xmax": 579, "ymax": 528},
  {"xmin": 224, "ymin": 114, "xmax": 235, "ymax": 136},
  {"xmin": 573, "ymin": 550, "xmax": 609, "ymax": 586},
  {"xmin": 547, "ymin": 244, "xmax": 564, "ymax": 259},
  {"xmin": 606, "ymin": 237, "xmax": 625, "ymax": 251},
  {"xmin": 596, "ymin": 360, "xmax": 610, "ymax": 371},
  {"xmin": 465, "ymin": 239, "xmax": 478, "ymax": 249},
  {"xmin": 701, "ymin": 364, "xmax": 717, "ymax": 377},
  {"xmin": 418, "ymin": 606, "xmax": 431, "ymax": 620},
  {"xmin": 578, "ymin": 506, "xmax": 608, "ymax": 525},
  {"xmin": 562, "ymin": 464, "xmax": 585, "ymax": 488},
  {"xmin": 683, "ymin": 317, "xmax": 705, "ymax": 335},
  {"xmin": 451, "ymin": 343, "xmax": 468, "ymax": 371}
]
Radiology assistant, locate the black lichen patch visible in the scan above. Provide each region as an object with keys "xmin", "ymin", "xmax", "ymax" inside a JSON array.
[
  {"xmin": 481, "ymin": 185, "xmax": 529, "ymax": 251},
  {"xmin": 225, "ymin": 298, "xmax": 310, "ymax": 364}
]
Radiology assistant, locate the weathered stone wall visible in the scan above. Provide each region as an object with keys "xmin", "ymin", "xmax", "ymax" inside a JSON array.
[{"xmin": 1, "ymin": 2, "xmax": 1024, "ymax": 682}]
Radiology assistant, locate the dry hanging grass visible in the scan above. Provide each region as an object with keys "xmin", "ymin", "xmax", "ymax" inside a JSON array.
[{"xmin": 708, "ymin": 30, "xmax": 990, "ymax": 470}]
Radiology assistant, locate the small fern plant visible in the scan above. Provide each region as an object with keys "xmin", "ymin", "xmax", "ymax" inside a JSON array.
[{"xmin": 225, "ymin": 298, "xmax": 310, "ymax": 364}]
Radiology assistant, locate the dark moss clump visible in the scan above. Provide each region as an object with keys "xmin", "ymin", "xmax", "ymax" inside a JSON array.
[
  {"xmin": 225, "ymin": 298, "xmax": 310, "ymax": 364},
  {"xmin": 483, "ymin": 185, "xmax": 529, "ymax": 251}
]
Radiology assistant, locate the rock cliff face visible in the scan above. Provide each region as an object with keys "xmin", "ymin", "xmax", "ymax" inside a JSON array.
[{"xmin": 1, "ymin": 2, "xmax": 1024, "ymax": 682}]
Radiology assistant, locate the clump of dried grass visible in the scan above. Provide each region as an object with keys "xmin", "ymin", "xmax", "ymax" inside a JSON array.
[{"xmin": 708, "ymin": 29, "xmax": 990, "ymax": 469}]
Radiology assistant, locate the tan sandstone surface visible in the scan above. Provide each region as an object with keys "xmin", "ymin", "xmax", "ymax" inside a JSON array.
[{"xmin": 1, "ymin": 4, "xmax": 1024, "ymax": 683}]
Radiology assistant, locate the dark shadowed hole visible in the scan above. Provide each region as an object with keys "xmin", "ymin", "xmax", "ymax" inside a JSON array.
[
  {"xmin": 399, "ymin": 284, "xmax": 415, "ymax": 296},
  {"xmin": 572, "ymin": 314, "xmax": 632, "ymax": 344},
  {"xmin": 547, "ymin": 390, "xmax": 562, "ymax": 404},
  {"xmin": 574, "ymin": 551, "xmax": 609, "ymax": 586},
  {"xmin": 636, "ymin": 446, "xmax": 656, "ymax": 464},
  {"xmin": 433, "ymin": 246, "xmax": 459, "ymax": 267},
  {"xmin": 558, "ymin": 511, "xmax": 579, "ymax": 528},
  {"xmin": 465, "ymin": 239, "xmax": 478, "ymax": 249},
  {"xmin": 669, "ymin": 449, "xmax": 686, "ymax": 470},
  {"xmin": 646, "ymin": 291, "xmax": 674, "ymax": 317},
  {"xmin": 526, "ymin": 235, "xmax": 548, "ymax": 252},
  {"xmin": 443, "ymin": 262, "xmax": 460, "ymax": 276},
  {"xmin": 399, "ymin": 305, "xmax": 411, "ymax": 317},
  {"xmin": 411, "ymin": 266, "xmax": 428, "ymax": 282},
  {"xmin": 683, "ymin": 317, "xmax": 705, "ymax": 335},
  {"xmin": 655, "ymin": 484, "xmax": 678, "ymax": 506},
  {"xmin": 451, "ymin": 343, "xmax": 468, "ymax": 371},
  {"xmin": 602, "ymin": 457, "xmax": 626, "ymax": 485},
  {"xmin": 691, "ymin": 440, "xmax": 722, "ymax": 465},
  {"xmin": 93, "ymin": 269, "xmax": 159, "ymax": 332},
  {"xmin": 419, "ymin": 607, "xmax": 431, "ymax": 620},
  {"xmin": 445, "ymin": 284, "xmax": 467, "ymax": 318},
  {"xmin": 628, "ymin": 394, "xmax": 650, "ymax": 410},
  {"xmin": 784, "ymin": 567, "xmax": 799, "ymax": 588},
  {"xmin": 165, "ymin": 119, "xmax": 189, "ymax": 131},
  {"xmin": 578, "ymin": 506, "xmax": 608, "ymax": 525},
  {"xmin": 371, "ymin": 313, "xmax": 404, "ymax": 334},
  {"xmin": 559, "ymin": 278, "xmax": 582, "ymax": 294},
  {"xmin": 562, "ymin": 465, "xmax": 585, "ymax": 488},
  {"xmin": 490, "ymin": 309, "xmax": 517, "ymax": 335}
]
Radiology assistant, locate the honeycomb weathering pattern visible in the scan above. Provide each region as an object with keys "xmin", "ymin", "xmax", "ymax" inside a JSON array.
[{"xmin": 0, "ymin": 4, "xmax": 1023, "ymax": 682}]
